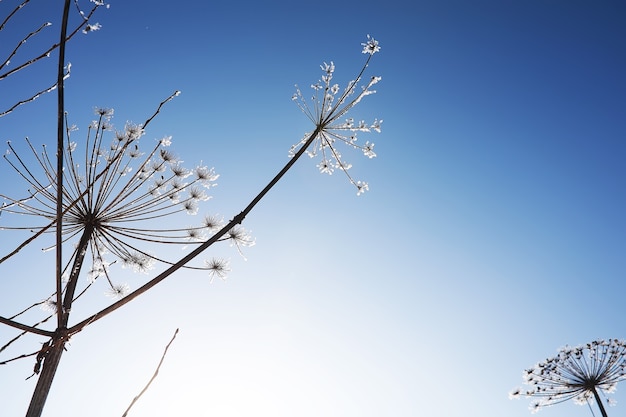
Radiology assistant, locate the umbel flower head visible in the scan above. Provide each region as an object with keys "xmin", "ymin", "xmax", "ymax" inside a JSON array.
[
  {"xmin": 0, "ymin": 97, "xmax": 242, "ymax": 297},
  {"xmin": 510, "ymin": 339, "xmax": 626, "ymax": 416},
  {"xmin": 290, "ymin": 35, "xmax": 382, "ymax": 196}
]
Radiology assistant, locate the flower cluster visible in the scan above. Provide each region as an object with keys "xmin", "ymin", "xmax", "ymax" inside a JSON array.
[
  {"xmin": 290, "ymin": 35, "xmax": 382, "ymax": 196},
  {"xmin": 510, "ymin": 339, "xmax": 626, "ymax": 414},
  {"xmin": 205, "ymin": 258, "xmax": 231, "ymax": 282},
  {"xmin": 0, "ymin": 104, "xmax": 240, "ymax": 299}
]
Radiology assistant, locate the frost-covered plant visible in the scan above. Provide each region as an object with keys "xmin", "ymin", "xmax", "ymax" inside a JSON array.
[
  {"xmin": 510, "ymin": 339, "xmax": 626, "ymax": 417},
  {"xmin": 0, "ymin": 0, "xmax": 106, "ymax": 117},
  {"xmin": 0, "ymin": 94, "xmax": 243, "ymax": 300},
  {"xmin": 0, "ymin": 7, "xmax": 382, "ymax": 412},
  {"xmin": 0, "ymin": 93, "xmax": 254, "ymax": 417},
  {"xmin": 290, "ymin": 35, "xmax": 382, "ymax": 195}
]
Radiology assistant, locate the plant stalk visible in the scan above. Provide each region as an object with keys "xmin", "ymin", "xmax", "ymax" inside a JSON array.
[
  {"xmin": 25, "ymin": 339, "xmax": 66, "ymax": 417},
  {"xmin": 27, "ymin": 5, "xmax": 76, "ymax": 414},
  {"xmin": 592, "ymin": 387, "xmax": 609, "ymax": 417},
  {"xmin": 25, "ymin": 226, "xmax": 91, "ymax": 417},
  {"xmin": 55, "ymin": 0, "xmax": 70, "ymax": 331}
]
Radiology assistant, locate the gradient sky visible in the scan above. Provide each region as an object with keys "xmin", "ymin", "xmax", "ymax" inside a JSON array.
[{"xmin": 1, "ymin": 1, "xmax": 625, "ymax": 416}]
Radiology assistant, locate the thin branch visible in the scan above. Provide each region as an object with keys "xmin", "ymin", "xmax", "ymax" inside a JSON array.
[
  {"xmin": 142, "ymin": 91, "xmax": 180, "ymax": 128},
  {"xmin": 0, "ymin": 4, "xmax": 100, "ymax": 81},
  {"xmin": 1, "ymin": 21, "xmax": 50, "ymax": 71},
  {"xmin": 0, "ymin": 314, "xmax": 54, "ymax": 354},
  {"xmin": 0, "ymin": 0, "xmax": 29, "ymax": 32},
  {"xmin": 121, "ymin": 328, "xmax": 179, "ymax": 417},
  {"xmin": 0, "ymin": 316, "xmax": 54, "ymax": 337},
  {"xmin": 0, "ymin": 350, "xmax": 38, "ymax": 366},
  {"xmin": 0, "ymin": 69, "xmax": 68, "ymax": 118}
]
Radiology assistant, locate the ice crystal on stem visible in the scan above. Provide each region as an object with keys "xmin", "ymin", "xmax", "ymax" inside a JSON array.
[
  {"xmin": 290, "ymin": 35, "xmax": 382, "ymax": 195},
  {"xmin": 510, "ymin": 339, "xmax": 626, "ymax": 416},
  {"xmin": 82, "ymin": 23, "xmax": 101, "ymax": 34},
  {"xmin": 362, "ymin": 34, "xmax": 381, "ymax": 55}
]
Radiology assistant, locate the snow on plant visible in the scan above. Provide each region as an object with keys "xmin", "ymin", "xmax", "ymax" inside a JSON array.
[
  {"xmin": 510, "ymin": 339, "xmax": 626, "ymax": 417},
  {"xmin": 290, "ymin": 35, "xmax": 382, "ymax": 195},
  {"xmin": 0, "ymin": 0, "xmax": 106, "ymax": 118},
  {"xmin": 0, "ymin": 30, "xmax": 383, "ymax": 417}
]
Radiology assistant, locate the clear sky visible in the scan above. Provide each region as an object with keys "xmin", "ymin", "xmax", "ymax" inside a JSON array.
[{"xmin": 1, "ymin": 1, "xmax": 625, "ymax": 416}]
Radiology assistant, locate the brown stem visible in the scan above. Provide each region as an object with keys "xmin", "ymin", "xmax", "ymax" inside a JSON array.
[
  {"xmin": 25, "ymin": 2, "xmax": 71, "ymax": 416},
  {"xmin": 25, "ymin": 338, "xmax": 66, "ymax": 417},
  {"xmin": 55, "ymin": 0, "xmax": 69, "ymax": 331},
  {"xmin": 0, "ymin": 316, "xmax": 54, "ymax": 337},
  {"xmin": 592, "ymin": 387, "xmax": 609, "ymax": 417},
  {"xmin": 61, "ymin": 227, "xmax": 93, "ymax": 321},
  {"xmin": 23, "ymin": 227, "xmax": 92, "ymax": 416}
]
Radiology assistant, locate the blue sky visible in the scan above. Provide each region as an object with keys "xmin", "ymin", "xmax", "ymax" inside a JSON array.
[{"xmin": 1, "ymin": 1, "xmax": 625, "ymax": 416}]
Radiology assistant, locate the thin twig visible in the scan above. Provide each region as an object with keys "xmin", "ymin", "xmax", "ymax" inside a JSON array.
[
  {"xmin": 0, "ymin": 0, "xmax": 30, "ymax": 32},
  {"xmin": 0, "ymin": 71, "xmax": 68, "ymax": 118},
  {"xmin": 0, "ymin": 316, "xmax": 54, "ymax": 337},
  {"xmin": 0, "ymin": 4, "xmax": 100, "ymax": 81},
  {"xmin": 0, "ymin": 314, "xmax": 55, "ymax": 354},
  {"xmin": 121, "ymin": 328, "xmax": 179, "ymax": 417},
  {"xmin": 0, "ymin": 349, "xmax": 38, "ymax": 366},
  {"xmin": 1, "ymin": 21, "xmax": 50, "ymax": 70}
]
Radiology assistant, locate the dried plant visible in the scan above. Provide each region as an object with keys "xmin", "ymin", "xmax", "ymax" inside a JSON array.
[
  {"xmin": 510, "ymin": 339, "xmax": 626, "ymax": 417},
  {"xmin": 290, "ymin": 34, "xmax": 382, "ymax": 195},
  {"xmin": 0, "ymin": 2, "xmax": 383, "ymax": 416},
  {"xmin": 0, "ymin": 0, "xmax": 105, "ymax": 117}
]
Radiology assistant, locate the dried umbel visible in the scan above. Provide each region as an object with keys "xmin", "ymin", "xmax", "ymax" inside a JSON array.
[
  {"xmin": 0, "ymin": 93, "xmax": 248, "ymax": 299},
  {"xmin": 510, "ymin": 339, "xmax": 626, "ymax": 416},
  {"xmin": 290, "ymin": 35, "xmax": 382, "ymax": 195}
]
